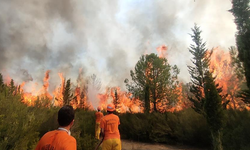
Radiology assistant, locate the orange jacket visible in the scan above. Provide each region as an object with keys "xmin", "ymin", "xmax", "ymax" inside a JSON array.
[
  {"xmin": 35, "ymin": 130, "xmax": 76, "ymax": 150},
  {"xmin": 95, "ymin": 111, "xmax": 104, "ymax": 123},
  {"xmin": 100, "ymin": 113, "xmax": 120, "ymax": 140}
]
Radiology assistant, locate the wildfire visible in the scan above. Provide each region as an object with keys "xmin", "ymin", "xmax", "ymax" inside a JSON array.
[
  {"xmin": 157, "ymin": 45, "xmax": 168, "ymax": 58},
  {"xmin": 1, "ymin": 46, "xmax": 245, "ymax": 112},
  {"xmin": 210, "ymin": 47, "xmax": 246, "ymax": 109}
]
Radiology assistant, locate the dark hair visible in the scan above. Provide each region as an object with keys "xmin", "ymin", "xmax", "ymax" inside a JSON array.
[{"xmin": 58, "ymin": 105, "xmax": 75, "ymax": 126}]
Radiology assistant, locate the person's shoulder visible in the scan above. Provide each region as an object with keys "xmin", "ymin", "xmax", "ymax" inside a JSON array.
[
  {"xmin": 59, "ymin": 133, "xmax": 76, "ymax": 142},
  {"xmin": 69, "ymin": 135, "xmax": 76, "ymax": 142},
  {"xmin": 43, "ymin": 130, "xmax": 57, "ymax": 136}
]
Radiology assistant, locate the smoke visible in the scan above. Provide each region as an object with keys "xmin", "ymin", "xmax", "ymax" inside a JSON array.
[{"xmin": 0, "ymin": 0, "xmax": 236, "ymax": 94}]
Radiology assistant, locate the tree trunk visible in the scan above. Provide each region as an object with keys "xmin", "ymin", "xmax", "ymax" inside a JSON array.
[
  {"xmin": 153, "ymin": 101, "xmax": 157, "ymax": 112},
  {"xmin": 144, "ymin": 85, "xmax": 150, "ymax": 113},
  {"xmin": 211, "ymin": 130, "xmax": 223, "ymax": 150}
]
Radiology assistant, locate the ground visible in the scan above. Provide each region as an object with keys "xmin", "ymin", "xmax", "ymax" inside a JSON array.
[{"xmin": 121, "ymin": 140, "xmax": 208, "ymax": 150}]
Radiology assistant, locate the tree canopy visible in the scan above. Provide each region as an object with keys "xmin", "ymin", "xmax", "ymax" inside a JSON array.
[
  {"xmin": 187, "ymin": 24, "xmax": 212, "ymax": 115},
  {"xmin": 187, "ymin": 24, "xmax": 224, "ymax": 150},
  {"xmin": 230, "ymin": 0, "xmax": 250, "ymax": 103},
  {"xmin": 125, "ymin": 53, "xmax": 179, "ymax": 112}
]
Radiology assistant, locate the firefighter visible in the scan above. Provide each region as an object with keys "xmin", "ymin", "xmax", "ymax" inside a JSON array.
[
  {"xmin": 100, "ymin": 103, "xmax": 121, "ymax": 150},
  {"xmin": 35, "ymin": 105, "xmax": 76, "ymax": 150},
  {"xmin": 95, "ymin": 106, "xmax": 104, "ymax": 140}
]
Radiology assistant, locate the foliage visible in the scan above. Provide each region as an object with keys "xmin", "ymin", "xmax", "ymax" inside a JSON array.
[
  {"xmin": 9, "ymin": 79, "xmax": 16, "ymax": 96},
  {"xmin": 229, "ymin": 46, "xmax": 245, "ymax": 80},
  {"xmin": 63, "ymin": 79, "xmax": 74, "ymax": 105},
  {"xmin": 1, "ymin": 84, "xmax": 250, "ymax": 150},
  {"xmin": 119, "ymin": 109, "xmax": 210, "ymax": 147},
  {"xmin": 222, "ymin": 109, "xmax": 250, "ymax": 150},
  {"xmin": 119, "ymin": 109, "xmax": 250, "ymax": 150},
  {"xmin": 230, "ymin": 0, "xmax": 250, "ymax": 90},
  {"xmin": 187, "ymin": 24, "xmax": 212, "ymax": 115},
  {"xmin": 113, "ymin": 88, "xmax": 120, "ymax": 109},
  {"xmin": 204, "ymin": 72, "xmax": 224, "ymax": 132},
  {"xmin": 72, "ymin": 109, "xmax": 98, "ymax": 150},
  {"xmin": 204, "ymin": 72, "xmax": 224, "ymax": 150},
  {"xmin": 1, "ymin": 72, "xmax": 250, "ymax": 150},
  {"xmin": 125, "ymin": 53, "xmax": 179, "ymax": 112},
  {"xmin": 188, "ymin": 25, "xmax": 226, "ymax": 150},
  {"xmin": 0, "ymin": 88, "xmax": 40, "ymax": 150},
  {"xmin": 230, "ymin": 0, "xmax": 250, "ymax": 104}
]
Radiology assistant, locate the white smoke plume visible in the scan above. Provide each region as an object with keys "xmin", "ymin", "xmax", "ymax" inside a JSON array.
[{"xmin": 0, "ymin": 0, "xmax": 236, "ymax": 94}]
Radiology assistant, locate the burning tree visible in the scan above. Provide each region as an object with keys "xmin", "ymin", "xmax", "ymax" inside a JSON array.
[
  {"xmin": 111, "ymin": 87, "xmax": 120, "ymax": 110},
  {"xmin": 126, "ymin": 53, "xmax": 179, "ymax": 113},
  {"xmin": 230, "ymin": 0, "xmax": 250, "ymax": 103},
  {"xmin": 210, "ymin": 48, "xmax": 247, "ymax": 109},
  {"xmin": 187, "ymin": 24, "xmax": 224, "ymax": 150},
  {"xmin": 63, "ymin": 79, "xmax": 73, "ymax": 105}
]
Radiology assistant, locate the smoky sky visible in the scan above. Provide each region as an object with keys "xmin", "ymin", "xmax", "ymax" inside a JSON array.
[{"xmin": 0, "ymin": 0, "xmax": 236, "ymax": 92}]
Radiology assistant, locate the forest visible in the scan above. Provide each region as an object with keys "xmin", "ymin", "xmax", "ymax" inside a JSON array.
[{"xmin": 0, "ymin": 0, "xmax": 250, "ymax": 150}]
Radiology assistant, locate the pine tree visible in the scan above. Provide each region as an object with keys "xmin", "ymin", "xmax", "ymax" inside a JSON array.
[
  {"xmin": 63, "ymin": 79, "xmax": 73, "ymax": 105},
  {"xmin": 188, "ymin": 24, "xmax": 224, "ymax": 150},
  {"xmin": 80, "ymin": 91, "xmax": 85, "ymax": 109},
  {"xmin": 230, "ymin": 0, "xmax": 250, "ymax": 103},
  {"xmin": 126, "ymin": 53, "xmax": 178, "ymax": 112},
  {"xmin": 113, "ymin": 88, "xmax": 119, "ymax": 110},
  {"xmin": 187, "ymin": 24, "xmax": 211, "ymax": 115},
  {"xmin": 204, "ymin": 72, "xmax": 224, "ymax": 150},
  {"xmin": 9, "ymin": 79, "xmax": 16, "ymax": 96}
]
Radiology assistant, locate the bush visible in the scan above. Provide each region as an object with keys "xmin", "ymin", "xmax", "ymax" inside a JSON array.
[
  {"xmin": 0, "ymin": 91, "xmax": 40, "ymax": 150},
  {"xmin": 72, "ymin": 109, "xmax": 98, "ymax": 150},
  {"xmin": 222, "ymin": 109, "xmax": 250, "ymax": 150},
  {"xmin": 1, "ymin": 84, "xmax": 250, "ymax": 150},
  {"xmin": 119, "ymin": 109, "xmax": 210, "ymax": 147}
]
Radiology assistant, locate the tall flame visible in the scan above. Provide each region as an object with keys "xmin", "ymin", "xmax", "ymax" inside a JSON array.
[{"xmin": 210, "ymin": 48, "xmax": 246, "ymax": 109}]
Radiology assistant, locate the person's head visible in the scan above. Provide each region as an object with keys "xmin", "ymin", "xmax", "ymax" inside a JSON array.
[
  {"xmin": 97, "ymin": 106, "xmax": 102, "ymax": 112},
  {"xmin": 58, "ymin": 105, "xmax": 75, "ymax": 127},
  {"xmin": 107, "ymin": 103, "xmax": 115, "ymax": 114}
]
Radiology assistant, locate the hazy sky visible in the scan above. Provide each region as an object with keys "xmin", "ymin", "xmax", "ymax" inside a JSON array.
[{"xmin": 0, "ymin": 0, "xmax": 236, "ymax": 93}]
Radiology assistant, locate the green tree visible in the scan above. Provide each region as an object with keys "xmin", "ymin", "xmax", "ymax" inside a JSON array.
[
  {"xmin": 63, "ymin": 79, "xmax": 73, "ymax": 105},
  {"xmin": 187, "ymin": 25, "xmax": 224, "ymax": 150},
  {"xmin": 230, "ymin": 0, "xmax": 250, "ymax": 103},
  {"xmin": 187, "ymin": 24, "xmax": 212, "ymax": 115},
  {"xmin": 229, "ymin": 46, "xmax": 245, "ymax": 80},
  {"xmin": 126, "ymin": 53, "xmax": 179, "ymax": 112},
  {"xmin": 204, "ymin": 72, "xmax": 224, "ymax": 150},
  {"xmin": 230, "ymin": 0, "xmax": 250, "ymax": 88},
  {"xmin": 9, "ymin": 79, "xmax": 16, "ymax": 96}
]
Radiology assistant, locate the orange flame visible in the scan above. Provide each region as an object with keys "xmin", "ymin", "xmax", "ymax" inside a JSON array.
[
  {"xmin": 210, "ymin": 47, "xmax": 246, "ymax": 109},
  {"xmin": 157, "ymin": 45, "xmax": 168, "ymax": 58}
]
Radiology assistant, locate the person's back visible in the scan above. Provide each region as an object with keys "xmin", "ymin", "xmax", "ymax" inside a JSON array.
[
  {"xmin": 35, "ymin": 105, "xmax": 77, "ymax": 150},
  {"xmin": 101, "ymin": 113, "xmax": 120, "ymax": 140},
  {"xmin": 95, "ymin": 110, "xmax": 104, "ymax": 123},
  {"xmin": 95, "ymin": 106, "xmax": 103, "ymax": 139},
  {"xmin": 35, "ymin": 130, "xmax": 76, "ymax": 150},
  {"xmin": 100, "ymin": 104, "xmax": 121, "ymax": 150}
]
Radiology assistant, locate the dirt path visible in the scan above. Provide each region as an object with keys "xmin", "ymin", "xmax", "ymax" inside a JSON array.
[{"xmin": 121, "ymin": 140, "xmax": 207, "ymax": 150}]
